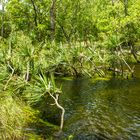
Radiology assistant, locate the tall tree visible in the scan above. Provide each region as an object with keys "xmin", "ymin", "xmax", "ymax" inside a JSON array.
[{"xmin": 50, "ymin": 0, "xmax": 56, "ymax": 41}]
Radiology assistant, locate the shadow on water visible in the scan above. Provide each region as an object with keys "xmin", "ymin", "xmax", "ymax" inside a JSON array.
[{"xmin": 55, "ymin": 65, "xmax": 140, "ymax": 140}]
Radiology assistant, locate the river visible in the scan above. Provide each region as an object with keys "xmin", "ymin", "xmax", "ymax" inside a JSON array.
[
  {"xmin": 55, "ymin": 64, "xmax": 140, "ymax": 139},
  {"xmin": 32, "ymin": 64, "xmax": 140, "ymax": 140}
]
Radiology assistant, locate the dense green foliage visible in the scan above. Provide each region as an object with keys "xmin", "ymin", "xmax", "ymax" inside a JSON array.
[
  {"xmin": 0, "ymin": 0, "xmax": 140, "ymax": 139},
  {"xmin": 0, "ymin": 0, "xmax": 140, "ymax": 73},
  {"xmin": 0, "ymin": 0, "xmax": 140, "ymax": 43}
]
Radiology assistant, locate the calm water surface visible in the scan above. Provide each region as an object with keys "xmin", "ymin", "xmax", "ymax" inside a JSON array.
[{"xmin": 57, "ymin": 64, "xmax": 140, "ymax": 140}]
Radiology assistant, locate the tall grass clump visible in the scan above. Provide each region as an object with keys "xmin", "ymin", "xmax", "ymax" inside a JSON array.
[{"xmin": 0, "ymin": 94, "xmax": 34, "ymax": 139}]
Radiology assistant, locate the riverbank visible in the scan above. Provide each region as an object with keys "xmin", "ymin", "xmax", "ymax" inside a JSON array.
[{"xmin": 0, "ymin": 34, "xmax": 140, "ymax": 139}]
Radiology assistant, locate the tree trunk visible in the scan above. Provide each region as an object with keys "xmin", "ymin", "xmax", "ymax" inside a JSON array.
[
  {"xmin": 124, "ymin": 0, "xmax": 128, "ymax": 16},
  {"xmin": 1, "ymin": 0, "xmax": 4, "ymax": 37},
  {"xmin": 50, "ymin": 0, "xmax": 56, "ymax": 41},
  {"xmin": 30, "ymin": 0, "xmax": 38, "ymax": 27}
]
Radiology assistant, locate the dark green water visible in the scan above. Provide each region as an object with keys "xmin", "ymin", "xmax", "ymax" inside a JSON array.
[{"xmin": 56, "ymin": 64, "xmax": 140, "ymax": 140}]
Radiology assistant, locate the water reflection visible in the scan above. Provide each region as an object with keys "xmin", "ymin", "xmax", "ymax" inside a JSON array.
[{"xmin": 58, "ymin": 66, "xmax": 140, "ymax": 139}]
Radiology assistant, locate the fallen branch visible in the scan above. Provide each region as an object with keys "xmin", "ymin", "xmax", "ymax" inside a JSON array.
[
  {"xmin": 48, "ymin": 92, "xmax": 65, "ymax": 131},
  {"xmin": 121, "ymin": 56, "xmax": 134, "ymax": 73}
]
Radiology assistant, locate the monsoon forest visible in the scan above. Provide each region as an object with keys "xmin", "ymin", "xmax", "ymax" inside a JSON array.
[{"xmin": 0, "ymin": 0, "xmax": 140, "ymax": 139}]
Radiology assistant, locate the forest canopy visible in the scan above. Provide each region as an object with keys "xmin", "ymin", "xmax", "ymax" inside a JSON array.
[{"xmin": 0, "ymin": 0, "xmax": 140, "ymax": 43}]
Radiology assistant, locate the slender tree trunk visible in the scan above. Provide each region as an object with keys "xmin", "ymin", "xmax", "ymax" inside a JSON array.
[
  {"xmin": 30, "ymin": 0, "xmax": 38, "ymax": 27},
  {"xmin": 1, "ymin": 0, "xmax": 4, "ymax": 37},
  {"xmin": 124, "ymin": 0, "xmax": 128, "ymax": 16},
  {"xmin": 57, "ymin": 21, "xmax": 70, "ymax": 43},
  {"xmin": 50, "ymin": 0, "xmax": 56, "ymax": 41}
]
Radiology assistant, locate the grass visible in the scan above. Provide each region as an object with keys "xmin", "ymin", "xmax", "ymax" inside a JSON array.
[{"xmin": 0, "ymin": 94, "xmax": 35, "ymax": 139}]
